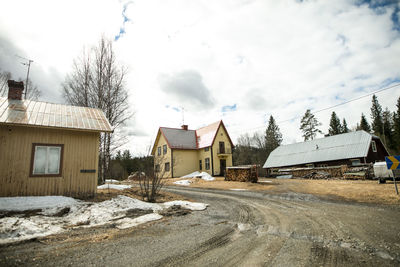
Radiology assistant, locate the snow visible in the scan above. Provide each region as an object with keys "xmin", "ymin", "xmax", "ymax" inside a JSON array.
[
  {"xmin": 0, "ymin": 195, "xmax": 208, "ymax": 244},
  {"xmin": 173, "ymin": 180, "xmax": 192, "ymax": 186},
  {"xmin": 180, "ymin": 171, "xmax": 215, "ymax": 181},
  {"xmin": 230, "ymin": 189, "xmax": 247, "ymax": 191},
  {"xmin": 105, "ymin": 179, "xmax": 120, "ymax": 183},
  {"xmin": 97, "ymin": 184, "xmax": 132, "ymax": 190},
  {"xmin": 163, "ymin": 201, "xmax": 208, "ymax": 211},
  {"xmin": 0, "ymin": 196, "xmax": 79, "ymax": 211}
]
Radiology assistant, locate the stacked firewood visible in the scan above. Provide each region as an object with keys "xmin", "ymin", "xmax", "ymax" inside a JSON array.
[{"xmin": 225, "ymin": 165, "xmax": 258, "ymax": 183}]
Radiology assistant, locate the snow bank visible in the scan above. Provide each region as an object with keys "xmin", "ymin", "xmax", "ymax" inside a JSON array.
[
  {"xmin": 180, "ymin": 171, "xmax": 215, "ymax": 181},
  {"xmin": 0, "ymin": 195, "xmax": 208, "ymax": 244},
  {"xmin": 97, "ymin": 184, "xmax": 132, "ymax": 190},
  {"xmin": 173, "ymin": 180, "xmax": 192, "ymax": 186},
  {"xmin": 0, "ymin": 196, "xmax": 79, "ymax": 211}
]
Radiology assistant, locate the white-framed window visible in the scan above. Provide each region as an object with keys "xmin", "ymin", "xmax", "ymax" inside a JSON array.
[
  {"xmin": 31, "ymin": 144, "xmax": 63, "ymax": 176},
  {"xmin": 157, "ymin": 146, "xmax": 161, "ymax": 156},
  {"xmin": 371, "ymin": 140, "xmax": 377, "ymax": 152},
  {"xmin": 165, "ymin": 162, "xmax": 170, "ymax": 172},
  {"xmin": 204, "ymin": 147, "xmax": 209, "ymax": 152},
  {"xmin": 163, "ymin": 144, "xmax": 167, "ymax": 155},
  {"xmin": 205, "ymin": 158, "xmax": 210, "ymax": 170}
]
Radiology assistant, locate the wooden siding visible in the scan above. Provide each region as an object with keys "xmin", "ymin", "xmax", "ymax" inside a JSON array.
[{"xmin": 0, "ymin": 125, "xmax": 99, "ymax": 197}]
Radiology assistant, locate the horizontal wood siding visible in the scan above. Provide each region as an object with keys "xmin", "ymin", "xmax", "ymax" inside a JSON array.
[{"xmin": 0, "ymin": 125, "xmax": 99, "ymax": 197}]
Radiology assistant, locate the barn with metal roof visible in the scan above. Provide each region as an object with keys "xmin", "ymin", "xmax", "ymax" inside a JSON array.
[
  {"xmin": 263, "ymin": 130, "xmax": 389, "ymax": 170},
  {"xmin": 0, "ymin": 80, "xmax": 112, "ymax": 197}
]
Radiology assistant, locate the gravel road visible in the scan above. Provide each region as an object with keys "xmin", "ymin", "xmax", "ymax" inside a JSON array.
[{"xmin": 1, "ymin": 186, "xmax": 400, "ymax": 266}]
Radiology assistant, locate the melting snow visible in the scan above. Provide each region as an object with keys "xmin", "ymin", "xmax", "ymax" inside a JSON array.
[
  {"xmin": 97, "ymin": 184, "xmax": 132, "ymax": 190},
  {"xmin": 230, "ymin": 189, "xmax": 247, "ymax": 191},
  {"xmin": 181, "ymin": 171, "xmax": 215, "ymax": 181},
  {"xmin": 173, "ymin": 180, "xmax": 192, "ymax": 186},
  {"xmin": 0, "ymin": 195, "xmax": 208, "ymax": 244},
  {"xmin": 105, "ymin": 179, "xmax": 120, "ymax": 183}
]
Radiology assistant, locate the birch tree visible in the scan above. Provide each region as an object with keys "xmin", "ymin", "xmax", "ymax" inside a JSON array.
[
  {"xmin": 300, "ymin": 109, "xmax": 322, "ymax": 141},
  {"xmin": 63, "ymin": 36, "xmax": 132, "ymax": 183}
]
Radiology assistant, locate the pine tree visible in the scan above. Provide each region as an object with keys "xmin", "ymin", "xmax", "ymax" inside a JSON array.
[
  {"xmin": 265, "ymin": 115, "xmax": 282, "ymax": 154},
  {"xmin": 328, "ymin": 111, "xmax": 342, "ymax": 136},
  {"xmin": 382, "ymin": 107, "xmax": 395, "ymax": 150},
  {"xmin": 342, "ymin": 118, "xmax": 349, "ymax": 133},
  {"xmin": 370, "ymin": 94, "xmax": 383, "ymax": 136},
  {"xmin": 357, "ymin": 113, "xmax": 371, "ymax": 132},
  {"xmin": 300, "ymin": 109, "xmax": 322, "ymax": 141},
  {"xmin": 394, "ymin": 97, "xmax": 400, "ymax": 152}
]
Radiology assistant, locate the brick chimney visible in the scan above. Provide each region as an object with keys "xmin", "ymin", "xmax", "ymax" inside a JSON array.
[
  {"xmin": 7, "ymin": 80, "xmax": 24, "ymax": 100},
  {"xmin": 181, "ymin": 125, "xmax": 188, "ymax": 130}
]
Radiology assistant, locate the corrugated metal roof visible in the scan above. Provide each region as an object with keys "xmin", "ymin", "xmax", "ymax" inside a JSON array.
[
  {"xmin": 263, "ymin": 131, "xmax": 373, "ymax": 168},
  {"xmin": 0, "ymin": 97, "xmax": 112, "ymax": 132},
  {"xmin": 196, "ymin": 120, "xmax": 221, "ymax": 148},
  {"xmin": 160, "ymin": 127, "xmax": 197, "ymax": 149}
]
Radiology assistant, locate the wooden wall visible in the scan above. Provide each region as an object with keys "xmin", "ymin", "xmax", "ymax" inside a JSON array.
[{"xmin": 0, "ymin": 125, "xmax": 99, "ymax": 197}]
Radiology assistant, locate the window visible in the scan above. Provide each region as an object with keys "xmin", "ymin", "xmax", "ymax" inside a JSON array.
[
  {"xmin": 30, "ymin": 144, "xmax": 63, "ymax": 177},
  {"xmin": 155, "ymin": 164, "xmax": 160, "ymax": 172},
  {"xmin": 371, "ymin": 140, "xmax": 377, "ymax": 152},
  {"xmin": 199, "ymin": 160, "xmax": 202, "ymax": 170},
  {"xmin": 204, "ymin": 147, "xmax": 209, "ymax": 152},
  {"xmin": 205, "ymin": 158, "xmax": 210, "ymax": 170},
  {"xmin": 165, "ymin": 162, "xmax": 170, "ymax": 172},
  {"xmin": 157, "ymin": 146, "xmax": 161, "ymax": 156},
  {"xmin": 350, "ymin": 159, "xmax": 361, "ymax": 166},
  {"xmin": 163, "ymin": 144, "xmax": 167, "ymax": 155}
]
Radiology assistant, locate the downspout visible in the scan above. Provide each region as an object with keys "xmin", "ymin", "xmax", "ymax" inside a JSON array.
[
  {"xmin": 211, "ymin": 146, "xmax": 214, "ymax": 176},
  {"xmin": 171, "ymin": 150, "xmax": 174, "ymax": 178}
]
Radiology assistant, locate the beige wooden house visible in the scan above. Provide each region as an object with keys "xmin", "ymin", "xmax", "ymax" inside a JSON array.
[
  {"xmin": 151, "ymin": 120, "xmax": 234, "ymax": 178},
  {"xmin": 0, "ymin": 80, "xmax": 112, "ymax": 197}
]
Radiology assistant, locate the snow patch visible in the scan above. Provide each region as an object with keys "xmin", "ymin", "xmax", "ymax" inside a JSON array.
[
  {"xmin": 230, "ymin": 189, "xmax": 247, "ymax": 191},
  {"xmin": 97, "ymin": 184, "xmax": 132, "ymax": 190},
  {"xmin": 105, "ymin": 179, "xmax": 120, "ymax": 183},
  {"xmin": 0, "ymin": 195, "xmax": 208, "ymax": 244},
  {"xmin": 173, "ymin": 180, "xmax": 192, "ymax": 186},
  {"xmin": 0, "ymin": 196, "xmax": 79, "ymax": 211},
  {"xmin": 181, "ymin": 171, "xmax": 215, "ymax": 181},
  {"xmin": 163, "ymin": 201, "xmax": 208, "ymax": 211}
]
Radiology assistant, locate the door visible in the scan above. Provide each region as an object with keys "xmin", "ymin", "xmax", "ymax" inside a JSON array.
[{"xmin": 220, "ymin": 159, "xmax": 226, "ymax": 176}]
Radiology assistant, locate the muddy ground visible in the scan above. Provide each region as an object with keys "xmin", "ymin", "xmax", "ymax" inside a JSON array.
[{"xmin": 1, "ymin": 186, "xmax": 400, "ymax": 266}]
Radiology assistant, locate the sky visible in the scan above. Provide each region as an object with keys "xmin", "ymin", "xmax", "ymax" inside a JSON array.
[{"xmin": 1, "ymin": 0, "xmax": 400, "ymax": 156}]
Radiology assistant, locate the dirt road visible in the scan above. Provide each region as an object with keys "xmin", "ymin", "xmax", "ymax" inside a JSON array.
[{"xmin": 1, "ymin": 187, "xmax": 400, "ymax": 266}]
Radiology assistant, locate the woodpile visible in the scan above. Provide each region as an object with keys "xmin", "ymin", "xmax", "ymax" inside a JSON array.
[
  {"xmin": 277, "ymin": 164, "xmax": 373, "ymax": 180},
  {"xmin": 225, "ymin": 165, "xmax": 258, "ymax": 183}
]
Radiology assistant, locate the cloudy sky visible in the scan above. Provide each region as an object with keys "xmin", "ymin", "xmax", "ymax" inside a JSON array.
[{"xmin": 1, "ymin": 0, "xmax": 400, "ymax": 155}]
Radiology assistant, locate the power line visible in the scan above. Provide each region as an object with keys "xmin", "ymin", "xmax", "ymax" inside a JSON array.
[{"xmin": 231, "ymin": 82, "xmax": 400, "ymax": 134}]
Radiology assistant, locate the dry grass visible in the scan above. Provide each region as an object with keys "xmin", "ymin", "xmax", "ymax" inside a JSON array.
[
  {"xmin": 165, "ymin": 177, "xmax": 400, "ymax": 205},
  {"xmin": 91, "ymin": 186, "xmax": 193, "ymax": 203}
]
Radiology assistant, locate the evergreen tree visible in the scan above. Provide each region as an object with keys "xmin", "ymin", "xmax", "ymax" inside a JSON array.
[
  {"xmin": 370, "ymin": 94, "xmax": 383, "ymax": 136},
  {"xmin": 341, "ymin": 118, "xmax": 349, "ymax": 133},
  {"xmin": 394, "ymin": 97, "xmax": 400, "ymax": 152},
  {"xmin": 265, "ymin": 115, "xmax": 283, "ymax": 154},
  {"xmin": 328, "ymin": 111, "xmax": 342, "ymax": 136},
  {"xmin": 382, "ymin": 107, "xmax": 395, "ymax": 150},
  {"xmin": 300, "ymin": 109, "xmax": 322, "ymax": 141},
  {"xmin": 357, "ymin": 113, "xmax": 371, "ymax": 132}
]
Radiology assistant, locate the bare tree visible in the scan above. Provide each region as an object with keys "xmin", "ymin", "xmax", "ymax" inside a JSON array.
[
  {"xmin": 0, "ymin": 69, "xmax": 41, "ymax": 100},
  {"xmin": 138, "ymin": 157, "xmax": 168, "ymax": 202},
  {"xmin": 62, "ymin": 36, "xmax": 132, "ymax": 183}
]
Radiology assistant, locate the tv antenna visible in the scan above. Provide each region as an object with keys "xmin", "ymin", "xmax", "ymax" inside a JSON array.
[
  {"xmin": 15, "ymin": 55, "xmax": 34, "ymax": 99},
  {"xmin": 181, "ymin": 106, "xmax": 185, "ymax": 125}
]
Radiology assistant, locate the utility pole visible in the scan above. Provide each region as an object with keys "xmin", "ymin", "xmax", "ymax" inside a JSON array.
[{"xmin": 16, "ymin": 55, "xmax": 34, "ymax": 99}]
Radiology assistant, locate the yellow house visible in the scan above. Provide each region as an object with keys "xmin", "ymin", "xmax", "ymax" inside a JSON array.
[{"xmin": 151, "ymin": 120, "xmax": 234, "ymax": 178}]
